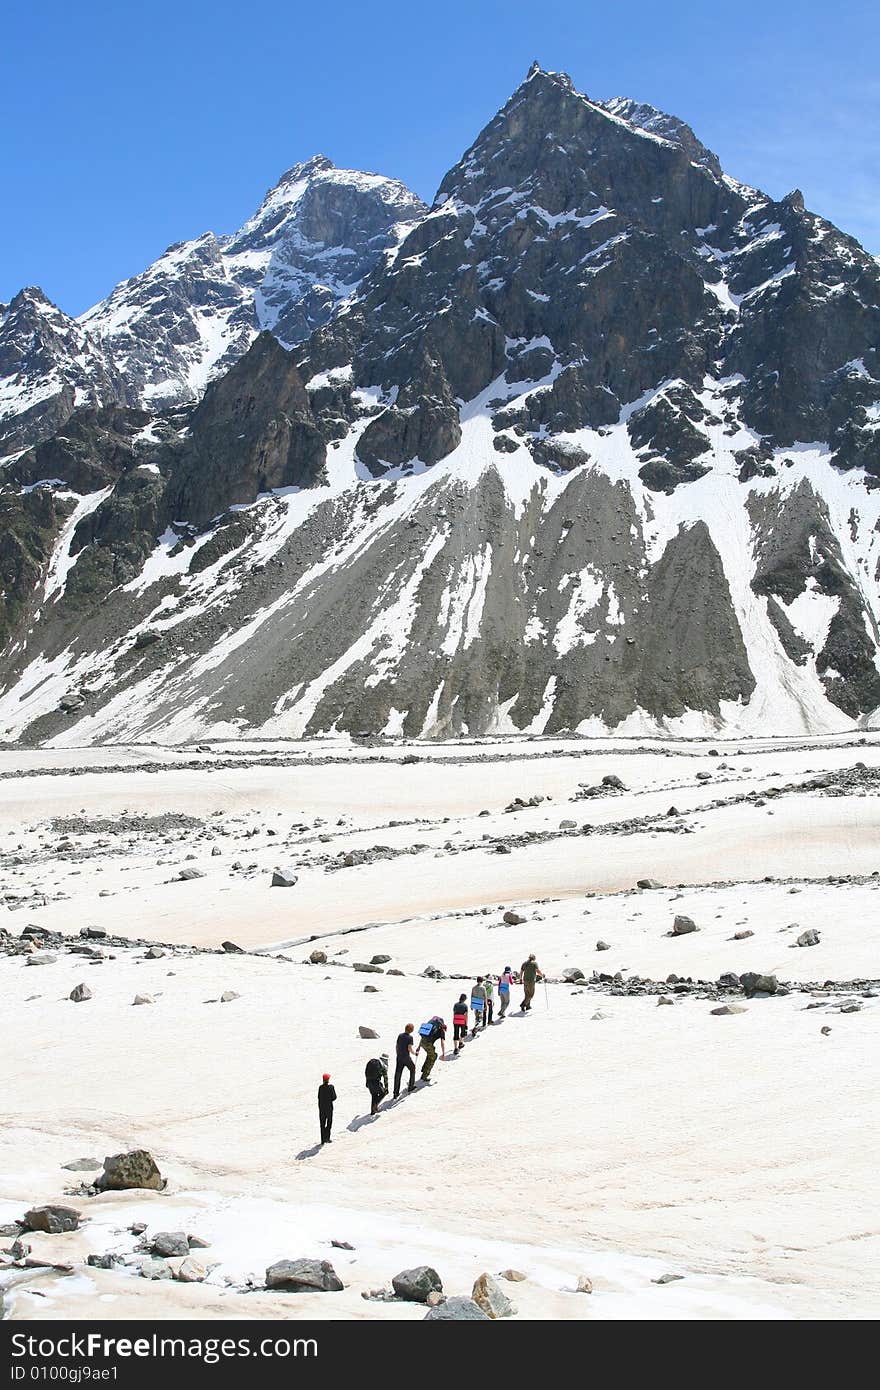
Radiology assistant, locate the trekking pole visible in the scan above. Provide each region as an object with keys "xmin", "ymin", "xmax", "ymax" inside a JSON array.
[{"xmin": 543, "ymin": 977, "xmax": 550, "ymax": 1012}]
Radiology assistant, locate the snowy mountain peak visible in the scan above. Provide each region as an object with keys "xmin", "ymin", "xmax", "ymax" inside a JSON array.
[{"xmin": 602, "ymin": 95, "xmax": 723, "ymax": 176}]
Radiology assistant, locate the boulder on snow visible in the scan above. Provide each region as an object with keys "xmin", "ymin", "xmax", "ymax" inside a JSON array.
[
  {"xmin": 271, "ymin": 869, "xmax": 298, "ymax": 888},
  {"xmin": 500, "ymin": 1269, "xmax": 527, "ymax": 1282},
  {"xmin": 309, "ymin": 949, "xmax": 327, "ymax": 964},
  {"xmin": 221, "ymin": 940, "xmax": 245, "ymax": 954},
  {"xmin": 220, "ymin": 990, "xmax": 240, "ymax": 1003},
  {"xmin": 265, "ymin": 1258, "xmax": 343, "ymax": 1292},
  {"xmin": 503, "ymin": 910, "xmax": 526, "ymax": 925},
  {"xmin": 358, "ymin": 1025, "xmax": 379, "ymax": 1039},
  {"xmin": 177, "ymin": 868, "xmax": 205, "ymax": 881},
  {"xmin": 562, "ymin": 967, "xmax": 585, "ymax": 982},
  {"xmin": 424, "ymin": 1296, "xmax": 488, "ymax": 1320},
  {"xmin": 132, "ymin": 994, "xmax": 154, "ymax": 1006},
  {"xmin": 370, "ymin": 954, "xmax": 391, "ymax": 965},
  {"xmin": 796, "ymin": 929, "xmax": 820, "ymax": 947},
  {"xmin": 392, "ymin": 1265, "xmax": 442, "ymax": 1302},
  {"xmin": 23, "ymin": 1205, "xmax": 80, "ymax": 1234},
  {"xmin": 602, "ymin": 774, "xmax": 626, "ymax": 790},
  {"xmin": 472, "ymin": 1272, "xmax": 515, "ymax": 1318},
  {"xmin": 150, "ymin": 1231, "xmax": 189, "ymax": 1258},
  {"xmin": 637, "ymin": 878, "xmax": 663, "ymax": 889},
  {"xmin": 672, "ymin": 915, "xmax": 698, "ymax": 935},
  {"xmin": 69, "ymin": 983, "xmax": 92, "ymax": 1002},
  {"xmin": 740, "ymin": 972, "xmax": 778, "ymax": 997},
  {"xmin": 176, "ymin": 1257, "xmax": 208, "ymax": 1283},
  {"xmin": 353, "ymin": 962, "xmax": 383, "ymax": 973},
  {"xmin": 97, "ymin": 1149, "xmax": 163, "ymax": 1192},
  {"xmin": 596, "ymin": 940, "xmax": 611, "ymax": 951},
  {"xmin": 711, "ymin": 1004, "xmax": 748, "ymax": 1016}
]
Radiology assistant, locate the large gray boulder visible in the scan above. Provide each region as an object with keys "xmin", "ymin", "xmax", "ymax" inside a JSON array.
[
  {"xmin": 265, "ymin": 1258, "xmax": 343, "ymax": 1292},
  {"xmin": 740, "ymin": 972, "xmax": 778, "ymax": 997},
  {"xmin": 150, "ymin": 1231, "xmax": 189, "ymax": 1258},
  {"xmin": 97, "ymin": 1149, "xmax": 164, "ymax": 1191},
  {"xmin": 424, "ymin": 1296, "xmax": 489, "ymax": 1320},
  {"xmin": 797, "ymin": 929, "xmax": 820, "ymax": 947},
  {"xmin": 69, "ymin": 983, "xmax": 92, "ymax": 1002},
  {"xmin": 472, "ymin": 1272, "xmax": 515, "ymax": 1318},
  {"xmin": 672, "ymin": 915, "xmax": 698, "ymax": 935},
  {"xmin": 271, "ymin": 868, "xmax": 298, "ymax": 887},
  {"xmin": 392, "ymin": 1265, "xmax": 443, "ymax": 1302}
]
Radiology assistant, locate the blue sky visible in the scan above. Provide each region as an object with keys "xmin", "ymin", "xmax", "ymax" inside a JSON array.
[{"xmin": 3, "ymin": 0, "xmax": 878, "ymax": 316}]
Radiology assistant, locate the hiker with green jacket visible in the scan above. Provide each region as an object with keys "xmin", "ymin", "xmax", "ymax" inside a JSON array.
[{"xmin": 520, "ymin": 954, "xmax": 543, "ymax": 1012}]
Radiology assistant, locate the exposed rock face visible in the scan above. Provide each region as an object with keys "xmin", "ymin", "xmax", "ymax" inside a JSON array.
[{"xmin": 1, "ymin": 65, "xmax": 879, "ymax": 741}]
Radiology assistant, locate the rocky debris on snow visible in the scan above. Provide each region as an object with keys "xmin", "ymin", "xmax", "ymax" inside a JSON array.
[
  {"xmin": 500, "ymin": 1269, "xmax": 527, "ymax": 1282},
  {"xmin": 25, "ymin": 953, "xmax": 57, "ymax": 966},
  {"xmin": 821, "ymin": 1026, "xmax": 832, "ymax": 1035},
  {"xmin": 472, "ymin": 1272, "xmax": 515, "ymax": 1318},
  {"xmin": 97, "ymin": 1149, "xmax": 163, "ymax": 1191},
  {"xmin": 271, "ymin": 869, "xmax": 298, "ymax": 887},
  {"xmin": 176, "ymin": 1257, "xmax": 208, "ymax": 1283},
  {"xmin": 503, "ymin": 910, "xmax": 526, "ymax": 925},
  {"xmin": 652, "ymin": 1273, "xmax": 685, "ymax": 1285},
  {"xmin": 144, "ymin": 947, "xmax": 165, "ymax": 959},
  {"xmin": 330, "ymin": 1239, "xmax": 354, "ymax": 1250},
  {"xmin": 562, "ymin": 967, "xmax": 585, "ymax": 982},
  {"xmin": 421, "ymin": 965, "xmax": 446, "ymax": 979},
  {"xmin": 187, "ymin": 1235, "xmax": 211, "ymax": 1249},
  {"xmin": 711, "ymin": 1004, "xmax": 748, "ymax": 1016},
  {"xmin": 358, "ymin": 1025, "xmax": 379, "ymax": 1039},
  {"xmin": 797, "ymin": 929, "xmax": 820, "ymax": 947},
  {"xmin": 61, "ymin": 1158, "xmax": 101, "ymax": 1173},
  {"xmin": 671, "ymin": 915, "xmax": 698, "ymax": 935},
  {"xmin": 370, "ymin": 953, "xmax": 391, "ymax": 965},
  {"xmin": 363, "ymin": 984, "xmax": 379, "ymax": 993},
  {"xmin": 309, "ymin": 949, "xmax": 327, "ymax": 964},
  {"xmin": 596, "ymin": 940, "xmax": 611, "ymax": 951},
  {"xmin": 732, "ymin": 930, "xmax": 754, "ymax": 940},
  {"xmin": 638, "ymin": 878, "xmax": 663, "ymax": 889},
  {"xmin": 140, "ymin": 1259, "xmax": 174, "ymax": 1281},
  {"xmin": 391, "ymin": 1265, "xmax": 443, "ymax": 1302},
  {"xmin": 69, "ymin": 983, "xmax": 92, "ymax": 1002},
  {"xmin": 87, "ymin": 1253, "xmax": 122, "ymax": 1269},
  {"xmin": 504, "ymin": 795, "xmax": 545, "ymax": 813},
  {"xmin": 133, "ymin": 994, "xmax": 154, "ymax": 1005},
  {"xmin": 424, "ymin": 1296, "xmax": 488, "ymax": 1320},
  {"xmin": 353, "ymin": 962, "xmax": 383, "ymax": 973},
  {"xmin": 265, "ymin": 1258, "xmax": 344, "ymax": 1292},
  {"xmin": 576, "ymin": 1275, "xmax": 594, "ymax": 1294},
  {"xmin": 23, "ymin": 1205, "xmax": 80, "ymax": 1234},
  {"xmin": 220, "ymin": 990, "xmax": 240, "ymax": 1003},
  {"xmin": 177, "ymin": 868, "xmax": 204, "ymax": 881},
  {"xmin": 221, "ymin": 940, "xmax": 244, "ymax": 953}
]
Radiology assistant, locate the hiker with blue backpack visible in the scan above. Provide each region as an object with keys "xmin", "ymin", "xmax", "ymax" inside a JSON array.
[
  {"xmin": 415, "ymin": 1015, "xmax": 446, "ymax": 1081},
  {"xmin": 471, "ymin": 977, "xmax": 487, "ymax": 1036},
  {"xmin": 497, "ymin": 965, "xmax": 515, "ymax": 1018}
]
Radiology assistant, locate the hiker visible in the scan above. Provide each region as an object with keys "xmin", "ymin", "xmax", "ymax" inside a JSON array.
[
  {"xmin": 471, "ymin": 976, "xmax": 487, "ymax": 1036},
  {"xmin": 498, "ymin": 965, "xmax": 515, "ymax": 1018},
  {"xmin": 318, "ymin": 1073, "xmax": 336, "ymax": 1145},
  {"xmin": 520, "ymin": 954, "xmax": 543, "ymax": 1012},
  {"xmin": 365, "ymin": 1055, "xmax": 389, "ymax": 1115},
  {"xmin": 452, "ymin": 994, "xmax": 468, "ymax": 1053},
  {"xmin": 393, "ymin": 1023, "xmax": 416, "ymax": 1097},
  {"xmin": 415, "ymin": 1016, "xmax": 446, "ymax": 1082},
  {"xmin": 484, "ymin": 974, "xmax": 495, "ymax": 1026}
]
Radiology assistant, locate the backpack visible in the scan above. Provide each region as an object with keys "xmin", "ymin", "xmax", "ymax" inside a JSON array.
[
  {"xmin": 365, "ymin": 1058, "xmax": 384, "ymax": 1081},
  {"xmin": 418, "ymin": 1017, "xmax": 443, "ymax": 1040}
]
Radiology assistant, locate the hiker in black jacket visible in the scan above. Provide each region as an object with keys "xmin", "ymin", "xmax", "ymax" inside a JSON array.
[
  {"xmin": 318, "ymin": 1073, "xmax": 336, "ymax": 1144},
  {"xmin": 365, "ymin": 1055, "xmax": 389, "ymax": 1115}
]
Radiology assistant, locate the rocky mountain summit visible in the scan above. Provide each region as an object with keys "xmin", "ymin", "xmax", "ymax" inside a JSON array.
[
  {"xmin": 0, "ymin": 65, "xmax": 879, "ymax": 743},
  {"xmin": 0, "ymin": 158, "xmax": 423, "ymax": 455}
]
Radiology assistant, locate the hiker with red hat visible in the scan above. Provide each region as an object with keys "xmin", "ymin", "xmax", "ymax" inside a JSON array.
[{"xmin": 318, "ymin": 1073, "xmax": 336, "ymax": 1145}]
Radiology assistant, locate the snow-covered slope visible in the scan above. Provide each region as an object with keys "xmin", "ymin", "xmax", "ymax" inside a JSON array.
[{"xmin": 1, "ymin": 66, "xmax": 879, "ymax": 743}]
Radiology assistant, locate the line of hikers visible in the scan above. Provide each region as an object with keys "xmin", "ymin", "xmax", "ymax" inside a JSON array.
[{"xmin": 316, "ymin": 955, "xmax": 544, "ymax": 1143}]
